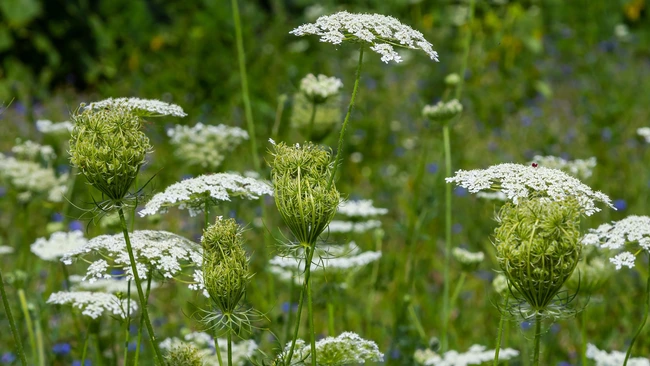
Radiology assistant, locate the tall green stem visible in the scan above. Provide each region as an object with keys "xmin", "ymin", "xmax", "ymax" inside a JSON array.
[
  {"xmin": 580, "ymin": 307, "xmax": 587, "ymax": 366},
  {"xmin": 327, "ymin": 301, "xmax": 335, "ymax": 336},
  {"xmin": 327, "ymin": 46, "xmax": 364, "ymax": 189},
  {"xmin": 231, "ymin": 0, "xmax": 259, "ymax": 170},
  {"xmin": 214, "ymin": 332, "xmax": 224, "ymax": 366},
  {"xmin": 134, "ymin": 270, "xmax": 153, "ymax": 366},
  {"xmin": 284, "ymin": 243, "xmax": 316, "ymax": 364},
  {"xmin": 450, "ymin": 272, "xmax": 467, "ymax": 309},
  {"xmin": 81, "ymin": 324, "xmax": 90, "ymax": 365},
  {"xmin": 623, "ymin": 255, "xmax": 650, "ymax": 365},
  {"xmin": 533, "ymin": 314, "xmax": 542, "ymax": 366},
  {"xmin": 493, "ymin": 291, "xmax": 510, "ymax": 366},
  {"xmin": 18, "ymin": 289, "xmax": 37, "ymax": 366},
  {"xmin": 227, "ymin": 331, "xmax": 233, "ymax": 366},
  {"xmin": 0, "ymin": 267, "xmax": 27, "ymax": 365},
  {"xmin": 307, "ymin": 102, "xmax": 317, "ymax": 140},
  {"xmin": 117, "ymin": 207, "xmax": 164, "ymax": 365},
  {"xmin": 284, "ymin": 274, "xmax": 296, "ymax": 344},
  {"xmin": 124, "ymin": 280, "xmax": 131, "ymax": 366},
  {"xmin": 307, "ymin": 260, "xmax": 317, "ymax": 366}
]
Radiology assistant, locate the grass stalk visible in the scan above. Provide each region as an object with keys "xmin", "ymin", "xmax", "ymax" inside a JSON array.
[
  {"xmin": 134, "ymin": 270, "xmax": 154, "ymax": 366},
  {"xmin": 493, "ymin": 291, "xmax": 510, "ymax": 366},
  {"xmin": 623, "ymin": 254, "xmax": 650, "ymax": 365},
  {"xmin": 227, "ymin": 330, "xmax": 233, "ymax": 366},
  {"xmin": 1, "ymin": 266, "xmax": 27, "ymax": 365},
  {"xmin": 17, "ymin": 289, "xmax": 37, "ymax": 366}
]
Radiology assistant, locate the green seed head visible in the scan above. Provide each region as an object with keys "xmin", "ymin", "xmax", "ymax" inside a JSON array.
[
  {"xmin": 269, "ymin": 141, "xmax": 340, "ymax": 244},
  {"xmin": 69, "ymin": 105, "xmax": 151, "ymax": 201},
  {"xmin": 493, "ymin": 197, "xmax": 582, "ymax": 313},
  {"xmin": 201, "ymin": 217, "xmax": 251, "ymax": 314}
]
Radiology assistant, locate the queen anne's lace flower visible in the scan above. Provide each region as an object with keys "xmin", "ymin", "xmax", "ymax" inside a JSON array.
[
  {"xmin": 586, "ymin": 344, "xmax": 650, "ymax": 366},
  {"xmin": 280, "ymin": 332, "xmax": 383, "ymax": 365},
  {"xmin": 47, "ymin": 291, "xmax": 137, "ymax": 319},
  {"xmin": 139, "ymin": 173, "xmax": 272, "ymax": 217},
  {"xmin": 638, "ymin": 127, "xmax": 650, "ymax": 144},
  {"xmin": 160, "ymin": 331, "xmax": 257, "ymax": 366},
  {"xmin": 61, "ymin": 230, "xmax": 202, "ymax": 284},
  {"xmin": 167, "ymin": 123, "xmax": 249, "ymax": 170},
  {"xmin": 300, "ymin": 74, "xmax": 343, "ymax": 102},
  {"xmin": 31, "ymin": 231, "xmax": 88, "ymax": 262},
  {"xmin": 338, "ymin": 199, "xmax": 388, "ymax": 218},
  {"xmin": 36, "ymin": 119, "xmax": 74, "ymax": 134},
  {"xmin": 452, "ymin": 248, "xmax": 484, "ymax": 272},
  {"xmin": 445, "ymin": 163, "xmax": 613, "ymax": 216},
  {"xmin": 270, "ymin": 242, "xmax": 381, "ymax": 272},
  {"xmin": 0, "ymin": 153, "xmax": 68, "ymax": 202},
  {"xmin": 326, "ymin": 220, "xmax": 382, "ymax": 233},
  {"xmin": 422, "ymin": 100, "xmax": 463, "ymax": 122},
  {"xmin": 0, "ymin": 246, "xmax": 13, "ymax": 255},
  {"xmin": 530, "ymin": 155, "xmax": 597, "ymax": 180},
  {"xmin": 414, "ymin": 344, "xmax": 519, "ymax": 366},
  {"xmin": 12, "ymin": 139, "xmax": 56, "ymax": 163},
  {"xmin": 69, "ymin": 275, "xmax": 160, "ymax": 294},
  {"xmin": 583, "ymin": 215, "xmax": 650, "ymax": 269},
  {"xmin": 87, "ymin": 97, "xmax": 187, "ymax": 117},
  {"xmin": 476, "ymin": 191, "xmax": 507, "ymax": 201},
  {"xmin": 290, "ymin": 11, "xmax": 438, "ymax": 63}
]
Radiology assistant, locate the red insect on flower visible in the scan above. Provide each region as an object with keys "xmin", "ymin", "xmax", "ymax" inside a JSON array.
[{"xmin": 532, "ymin": 163, "xmax": 538, "ymax": 168}]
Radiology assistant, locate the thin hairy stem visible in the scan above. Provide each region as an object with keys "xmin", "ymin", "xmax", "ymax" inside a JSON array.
[
  {"xmin": 134, "ymin": 270, "xmax": 153, "ymax": 366},
  {"xmin": 533, "ymin": 314, "xmax": 542, "ymax": 366},
  {"xmin": 307, "ymin": 243, "xmax": 317, "ymax": 366},
  {"xmin": 623, "ymin": 254, "xmax": 650, "ymax": 365},
  {"xmin": 284, "ymin": 243, "xmax": 316, "ymax": 364},
  {"xmin": 1, "ymin": 267, "xmax": 26, "ymax": 365},
  {"xmin": 117, "ymin": 207, "xmax": 164, "ymax": 365},
  {"xmin": 213, "ymin": 330, "xmax": 224, "ymax": 366},
  {"xmin": 18, "ymin": 289, "xmax": 37, "ymax": 366},
  {"xmin": 34, "ymin": 314, "xmax": 44, "ymax": 366},
  {"xmin": 124, "ymin": 280, "xmax": 131, "ymax": 366},
  {"xmin": 231, "ymin": 0, "xmax": 259, "ymax": 170},
  {"xmin": 407, "ymin": 303, "xmax": 428, "ymax": 343},
  {"xmin": 327, "ymin": 46, "xmax": 364, "ymax": 189},
  {"xmin": 493, "ymin": 291, "xmax": 510, "ymax": 366}
]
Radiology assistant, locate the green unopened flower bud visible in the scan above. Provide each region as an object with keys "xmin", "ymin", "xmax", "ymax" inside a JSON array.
[
  {"xmin": 201, "ymin": 217, "xmax": 251, "ymax": 315},
  {"xmin": 164, "ymin": 344, "xmax": 203, "ymax": 366},
  {"xmin": 565, "ymin": 258, "xmax": 612, "ymax": 295},
  {"xmin": 494, "ymin": 197, "xmax": 581, "ymax": 314},
  {"xmin": 444, "ymin": 73, "xmax": 460, "ymax": 86},
  {"xmin": 422, "ymin": 99, "xmax": 463, "ymax": 123},
  {"xmin": 269, "ymin": 141, "xmax": 340, "ymax": 244},
  {"xmin": 69, "ymin": 106, "xmax": 151, "ymax": 201}
]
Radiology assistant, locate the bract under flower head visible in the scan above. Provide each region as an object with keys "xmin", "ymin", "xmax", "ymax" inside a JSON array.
[
  {"xmin": 446, "ymin": 163, "xmax": 613, "ymax": 216},
  {"xmin": 31, "ymin": 231, "xmax": 88, "ymax": 262},
  {"xmin": 47, "ymin": 291, "xmax": 137, "ymax": 319},
  {"xmin": 290, "ymin": 11, "xmax": 438, "ymax": 63},
  {"xmin": 167, "ymin": 123, "xmax": 249, "ymax": 170},
  {"xmin": 61, "ymin": 230, "xmax": 202, "ymax": 285},
  {"xmin": 582, "ymin": 215, "xmax": 650, "ymax": 270},
  {"xmin": 139, "ymin": 173, "xmax": 272, "ymax": 217},
  {"xmin": 279, "ymin": 331, "xmax": 383, "ymax": 365},
  {"xmin": 87, "ymin": 97, "xmax": 187, "ymax": 117}
]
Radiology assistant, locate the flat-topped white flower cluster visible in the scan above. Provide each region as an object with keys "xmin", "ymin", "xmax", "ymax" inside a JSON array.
[
  {"xmin": 160, "ymin": 331, "xmax": 257, "ymax": 366},
  {"xmin": 586, "ymin": 343, "xmax": 650, "ymax": 366},
  {"xmin": 139, "ymin": 173, "xmax": 272, "ymax": 217},
  {"xmin": 167, "ymin": 123, "xmax": 249, "ymax": 169},
  {"xmin": 446, "ymin": 163, "xmax": 613, "ymax": 216},
  {"xmin": 47, "ymin": 291, "xmax": 137, "ymax": 319},
  {"xmin": 290, "ymin": 11, "xmax": 438, "ymax": 63},
  {"xmin": 638, "ymin": 127, "xmax": 650, "ymax": 143},
  {"xmin": 299, "ymin": 73, "xmax": 343, "ymax": 102},
  {"xmin": 530, "ymin": 155, "xmax": 597, "ymax": 180},
  {"xmin": 280, "ymin": 331, "xmax": 383, "ymax": 365},
  {"xmin": 87, "ymin": 97, "xmax": 187, "ymax": 117},
  {"xmin": 0, "ymin": 153, "xmax": 68, "ymax": 202},
  {"xmin": 326, "ymin": 219, "xmax": 382, "ymax": 233},
  {"xmin": 338, "ymin": 199, "xmax": 388, "ymax": 218},
  {"xmin": 582, "ymin": 215, "xmax": 650, "ymax": 269},
  {"xmin": 31, "ymin": 231, "xmax": 88, "ymax": 262},
  {"xmin": 414, "ymin": 344, "xmax": 519, "ymax": 366},
  {"xmin": 12, "ymin": 139, "xmax": 57, "ymax": 163},
  {"xmin": 270, "ymin": 242, "xmax": 381, "ymax": 272},
  {"xmin": 69, "ymin": 275, "xmax": 160, "ymax": 294},
  {"xmin": 36, "ymin": 119, "xmax": 74, "ymax": 135}
]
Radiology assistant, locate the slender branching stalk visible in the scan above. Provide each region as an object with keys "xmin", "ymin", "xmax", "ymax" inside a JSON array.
[
  {"xmin": 18, "ymin": 289, "xmax": 37, "ymax": 366},
  {"xmin": 0, "ymin": 267, "xmax": 27, "ymax": 365},
  {"xmin": 117, "ymin": 207, "xmax": 164, "ymax": 365},
  {"xmin": 533, "ymin": 314, "xmax": 542, "ymax": 366},
  {"xmin": 493, "ymin": 291, "xmax": 510, "ymax": 366},
  {"xmin": 306, "ymin": 247, "xmax": 317, "ymax": 366},
  {"xmin": 623, "ymin": 253, "xmax": 650, "ymax": 365},
  {"xmin": 81, "ymin": 323, "xmax": 90, "ymax": 366},
  {"xmin": 124, "ymin": 280, "xmax": 131, "ymax": 366},
  {"xmin": 450, "ymin": 272, "xmax": 467, "ymax": 308},
  {"xmin": 307, "ymin": 102, "xmax": 317, "ymax": 140},
  {"xmin": 284, "ymin": 275, "xmax": 296, "ymax": 344},
  {"xmin": 328, "ymin": 46, "xmax": 364, "ymax": 189},
  {"xmin": 327, "ymin": 301, "xmax": 335, "ymax": 336}
]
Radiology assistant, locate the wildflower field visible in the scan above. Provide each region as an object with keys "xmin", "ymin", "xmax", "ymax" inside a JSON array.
[{"xmin": 1, "ymin": 0, "xmax": 650, "ymax": 365}]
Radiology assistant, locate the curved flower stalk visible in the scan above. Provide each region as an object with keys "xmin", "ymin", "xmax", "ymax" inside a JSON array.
[
  {"xmin": 278, "ymin": 332, "xmax": 383, "ymax": 365},
  {"xmin": 530, "ymin": 156, "xmax": 597, "ymax": 180},
  {"xmin": 414, "ymin": 344, "xmax": 519, "ymax": 366},
  {"xmin": 582, "ymin": 215, "xmax": 650, "ymax": 365},
  {"xmin": 291, "ymin": 11, "xmax": 438, "ymax": 186},
  {"xmin": 446, "ymin": 163, "xmax": 614, "ymax": 216},
  {"xmin": 494, "ymin": 197, "xmax": 582, "ymax": 365},
  {"xmin": 86, "ymin": 97, "xmax": 187, "ymax": 118},
  {"xmin": 586, "ymin": 344, "xmax": 650, "ymax": 366},
  {"xmin": 139, "ymin": 172, "xmax": 272, "ymax": 218},
  {"xmin": 167, "ymin": 123, "xmax": 249, "ymax": 170},
  {"xmin": 160, "ymin": 331, "xmax": 258, "ymax": 366}
]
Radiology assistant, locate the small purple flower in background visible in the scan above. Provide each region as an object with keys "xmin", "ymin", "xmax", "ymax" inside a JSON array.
[
  {"xmin": 52, "ymin": 342, "xmax": 71, "ymax": 355},
  {"xmin": 520, "ymin": 321, "xmax": 532, "ymax": 330},
  {"xmin": 557, "ymin": 362, "xmax": 572, "ymax": 366},
  {"xmin": 390, "ymin": 348, "xmax": 400, "ymax": 359},
  {"xmin": 282, "ymin": 302, "xmax": 299, "ymax": 313},
  {"xmin": 68, "ymin": 220, "xmax": 83, "ymax": 231},
  {"xmin": 551, "ymin": 323, "xmax": 561, "ymax": 334},
  {"xmin": 453, "ymin": 187, "xmax": 467, "ymax": 197},
  {"xmin": 452, "ymin": 223, "xmax": 463, "ymax": 234},
  {"xmin": 128, "ymin": 342, "xmax": 140, "ymax": 352},
  {"xmin": 427, "ymin": 163, "xmax": 438, "ymax": 174},
  {"xmin": 0, "ymin": 186, "xmax": 6, "ymax": 198},
  {"xmin": 520, "ymin": 115, "xmax": 532, "ymax": 127},
  {"xmin": 72, "ymin": 360, "xmax": 91, "ymax": 366},
  {"xmin": 51, "ymin": 212, "xmax": 64, "ymax": 222},
  {"xmin": 1, "ymin": 353, "xmax": 16, "ymax": 364},
  {"xmin": 601, "ymin": 128, "xmax": 612, "ymax": 142},
  {"xmin": 613, "ymin": 199, "xmax": 627, "ymax": 211},
  {"xmin": 393, "ymin": 147, "xmax": 405, "ymax": 157}
]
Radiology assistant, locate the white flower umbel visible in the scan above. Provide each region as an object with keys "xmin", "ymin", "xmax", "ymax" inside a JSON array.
[
  {"xmin": 167, "ymin": 123, "xmax": 249, "ymax": 170},
  {"xmin": 414, "ymin": 344, "xmax": 519, "ymax": 366},
  {"xmin": 280, "ymin": 332, "xmax": 383, "ymax": 365},
  {"xmin": 452, "ymin": 247, "xmax": 484, "ymax": 271},
  {"xmin": 0, "ymin": 154, "xmax": 68, "ymax": 203},
  {"xmin": 36, "ymin": 119, "xmax": 74, "ymax": 135},
  {"xmin": 586, "ymin": 344, "xmax": 650, "ymax": 366},
  {"xmin": 140, "ymin": 173, "xmax": 272, "ymax": 217},
  {"xmin": 86, "ymin": 97, "xmax": 187, "ymax": 117},
  {"xmin": 69, "ymin": 275, "xmax": 160, "ymax": 294},
  {"xmin": 160, "ymin": 331, "xmax": 257, "ymax": 366},
  {"xmin": 445, "ymin": 163, "xmax": 613, "ymax": 216},
  {"xmin": 270, "ymin": 242, "xmax": 382, "ymax": 273},
  {"xmin": 338, "ymin": 199, "xmax": 388, "ymax": 218},
  {"xmin": 290, "ymin": 11, "xmax": 438, "ymax": 63},
  {"xmin": 638, "ymin": 127, "xmax": 650, "ymax": 144},
  {"xmin": 326, "ymin": 220, "xmax": 382, "ymax": 234},
  {"xmin": 530, "ymin": 155, "xmax": 597, "ymax": 180},
  {"xmin": 0, "ymin": 246, "xmax": 13, "ymax": 255},
  {"xmin": 12, "ymin": 139, "xmax": 57, "ymax": 163},
  {"xmin": 31, "ymin": 231, "xmax": 88, "ymax": 262},
  {"xmin": 476, "ymin": 191, "xmax": 507, "ymax": 201},
  {"xmin": 47, "ymin": 291, "xmax": 137, "ymax": 319},
  {"xmin": 300, "ymin": 74, "xmax": 343, "ymax": 103},
  {"xmin": 61, "ymin": 230, "xmax": 202, "ymax": 284},
  {"xmin": 582, "ymin": 215, "xmax": 650, "ymax": 269}
]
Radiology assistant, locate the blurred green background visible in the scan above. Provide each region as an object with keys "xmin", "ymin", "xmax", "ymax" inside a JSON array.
[{"xmin": 1, "ymin": 0, "xmax": 650, "ymax": 365}]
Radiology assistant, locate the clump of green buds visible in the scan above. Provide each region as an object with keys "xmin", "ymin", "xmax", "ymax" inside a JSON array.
[
  {"xmin": 69, "ymin": 105, "xmax": 151, "ymax": 201},
  {"xmin": 164, "ymin": 344, "xmax": 203, "ymax": 366},
  {"xmin": 201, "ymin": 217, "xmax": 252, "ymax": 323},
  {"xmin": 269, "ymin": 141, "xmax": 340, "ymax": 245},
  {"xmin": 493, "ymin": 197, "xmax": 582, "ymax": 316},
  {"xmin": 422, "ymin": 99, "xmax": 463, "ymax": 123}
]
